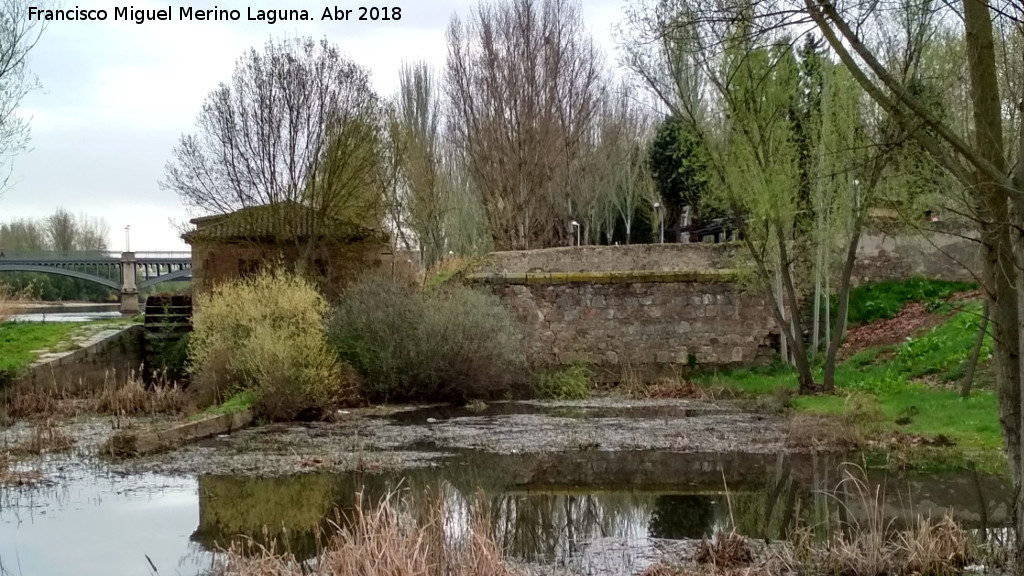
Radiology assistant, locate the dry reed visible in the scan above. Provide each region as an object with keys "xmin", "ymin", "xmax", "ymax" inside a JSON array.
[
  {"xmin": 812, "ymin": 466, "xmax": 972, "ymax": 576},
  {"xmin": 210, "ymin": 489, "xmax": 523, "ymax": 576},
  {"xmin": 695, "ymin": 532, "xmax": 755, "ymax": 568},
  {"xmin": 899, "ymin": 515, "xmax": 971, "ymax": 576},
  {"xmin": 635, "ymin": 377, "xmax": 738, "ymax": 400},
  {"xmin": 7, "ymin": 419, "xmax": 75, "ymax": 455},
  {"xmin": 5, "ymin": 369, "xmax": 190, "ymax": 419},
  {"xmin": 0, "ymin": 284, "xmax": 29, "ymax": 323}
]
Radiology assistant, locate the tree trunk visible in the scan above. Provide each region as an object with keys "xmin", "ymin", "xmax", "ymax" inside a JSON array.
[
  {"xmin": 822, "ymin": 218, "xmax": 861, "ymax": 392},
  {"xmin": 961, "ymin": 299, "xmax": 990, "ymax": 399},
  {"xmin": 962, "ymin": 0, "xmax": 1021, "ymax": 561},
  {"xmin": 823, "ymin": 155, "xmax": 889, "ymax": 391},
  {"xmin": 775, "ymin": 219, "xmax": 817, "ymax": 393},
  {"xmin": 776, "ymin": 267, "xmax": 789, "ymax": 365},
  {"xmin": 1015, "ymin": 99, "xmax": 1024, "ymax": 568},
  {"xmin": 739, "ymin": 219, "xmax": 814, "ymax": 392},
  {"xmin": 812, "ymin": 255, "xmax": 821, "ymax": 359}
]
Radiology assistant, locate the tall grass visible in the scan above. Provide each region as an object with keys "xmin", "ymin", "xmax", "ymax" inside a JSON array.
[
  {"xmin": 5, "ymin": 369, "xmax": 189, "ymax": 419},
  {"xmin": 670, "ymin": 465, "xmax": 978, "ymax": 576},
  {"xmin": 210, "ymin": 489, "xmax": 522, "ymax": 576},
  {"xmin": 805, "ymin": 465, "xmax": 972, "ymax": 576}
]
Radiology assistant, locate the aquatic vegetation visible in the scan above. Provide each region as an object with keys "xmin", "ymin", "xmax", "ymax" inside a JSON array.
[
  {"xmin": 7, "ymin": 419, "xmax": 74, "ymax": 456},
  {"xmin": 534, "ymin": 364, "xmax": 592, "ymax": 400}
]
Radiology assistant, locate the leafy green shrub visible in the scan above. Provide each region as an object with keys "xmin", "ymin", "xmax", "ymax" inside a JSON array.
[
  {"xmin": 188, "ymin": 268, "xmax": 354, "ymax": 420},
  {"xmin": 329, "ymin": 272, "xmax": 525, "ymax": 402},
  {"xmin": 150, "ymin": 331, "xmax": 190, "ymax": 382},
  {"xmin": 839, "ymin": 278, "xmax": 976, "ymax": 326},
  {"xmin": 535, "ymin": 365, "xmax": 591, "ymax": 400}
]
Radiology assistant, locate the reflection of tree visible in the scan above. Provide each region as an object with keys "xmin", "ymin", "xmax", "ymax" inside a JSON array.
[
  {"xmin": 488, "ymin": 492, "xmax": 654, "ymax": 564},
  {"xmin": 649, "ymin": 495, "xmax": 717, "ymax": 539}
]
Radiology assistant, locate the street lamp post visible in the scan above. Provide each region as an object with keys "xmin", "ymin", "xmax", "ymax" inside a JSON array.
[
  {"xmin": 570, "ymin": 220, "xmax": 580, "ymax": 246},
  {"xmin": 653, "ymin": 202, "xmax": 664, "ymax": 244},
  {"xmin": 125, "ymin": 225, "xmax": 131, "ymax": 252}
]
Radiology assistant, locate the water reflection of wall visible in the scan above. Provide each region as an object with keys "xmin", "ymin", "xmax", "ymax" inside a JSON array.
[{"xmin": 190, "ymin": 453, "xmax": 1012, "ymax": 567}]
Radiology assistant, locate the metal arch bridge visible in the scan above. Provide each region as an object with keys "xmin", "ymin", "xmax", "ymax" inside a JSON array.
[{"xmin": 0, "ymin": 251, "xmax": 192, "ymax": 313}]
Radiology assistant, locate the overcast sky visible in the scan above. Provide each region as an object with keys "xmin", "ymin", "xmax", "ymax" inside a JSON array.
[{"xmin": 2, "ymin": 0, "xmax": 627, "ymax": 251}]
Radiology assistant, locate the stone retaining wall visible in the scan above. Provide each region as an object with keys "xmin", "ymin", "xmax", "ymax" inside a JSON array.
[
  {"xmin": 467, "ymin": 231, "xmax": 978, "ymax": 375},
  {"xmin": 852, "ymin": 228, "xmax": 980, "ymax": 285},
  {"xmin": 13, "ymin": 324, "xmax": 144, "ymax": 396},
  {"xmin": 474, "ymin": 229, "xmax": 981, "ymax": 285},
  {"xmin": 477, "ymin": 243, "xmax": 738, "ymax": 274},
  {"xmin": 469, "ymin": 271, "xmax": 778, "ymax": 372}
]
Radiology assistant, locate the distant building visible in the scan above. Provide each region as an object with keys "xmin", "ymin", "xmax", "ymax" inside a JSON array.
[{"xmin": 181, "ymin": 202, "xmax": 415, "ymax": 298}]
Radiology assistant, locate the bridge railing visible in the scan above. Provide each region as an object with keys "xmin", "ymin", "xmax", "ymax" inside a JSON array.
[
  {"xmin": 0, "ymin": 251, "xmax": 191, "ymax": 261},
  {"xmin": 133, "ymin": 251, "xmax": 192, "ymax": 259},
  {"xmin": 0, "ymin": 250, "xmax": 121, "ymax": 260}
]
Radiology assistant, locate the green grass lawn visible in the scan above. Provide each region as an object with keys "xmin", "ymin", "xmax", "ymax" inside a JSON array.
[
  {"xmin": 702, "ymin": 287, "xmax": 1002, "ymax": 473},
  {"xmin": 839, "ymin": 277, "xmax": 977, "ymax": 325},
  {"xmin": 204, "ymin": 391, "xmax": 256, "ymax": 415},
  {"xmin": 0, "ymin": 318, "xmax": 136, "ymax": 372}
]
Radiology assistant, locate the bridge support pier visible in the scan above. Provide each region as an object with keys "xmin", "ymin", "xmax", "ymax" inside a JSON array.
[
  {"xmin": 0, "ymin": 251, "xmax": 191, "ymax": 308},
  {"xmin": 120, "ymin": 251, "xmax": 140, "ymax": 315}
]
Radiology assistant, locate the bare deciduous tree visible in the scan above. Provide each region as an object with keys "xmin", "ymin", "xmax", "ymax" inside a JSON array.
[
  {"xmin": 0, "ymin": 0, "xmax": 46, "ymax": 192},
  {"xmin": 46, "ymin": 207, "xmax": 77, "ymax": 252},
  {"xmin": 164, "ymin": 36, "xmax": 385, "ymax": 263},
  {"xmin": 0, "ymin": 208, "xmax": 109, "ymax": 251},
  {"xmin": 446, "ymin": 0, "xmax": 604, "ymax": 249},
  {"xmin": 583, "ymin": 83, "xmax": 658, "ymax": 245}
]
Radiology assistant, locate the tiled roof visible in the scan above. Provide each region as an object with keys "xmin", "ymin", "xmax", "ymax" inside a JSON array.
[{"xmin": 182, "ymin": 202, "xmax": 385, "ymax": 244}]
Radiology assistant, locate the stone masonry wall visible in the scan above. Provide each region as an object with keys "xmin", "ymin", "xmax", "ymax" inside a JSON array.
[
  {"xmin": 472, "ymin": 272, "xmax": 778, "ymax": 371},
  {"xmin": 852, "ymin": 227, "xmax": 980, "ymax": 285},
  {"xmin": 478, "ymin": 243, "xmax": 738, "ymax": 274},
  {"xmin": 10, "ymin": 324, "xmax": 144, "ymax": 397},
  {"xmin": 475, "ymin": 230, "xmax": 980, "ymax": 285},
  {"xmin": 470, "ymin": 229, "xmax": 978, "ymax": 375}
]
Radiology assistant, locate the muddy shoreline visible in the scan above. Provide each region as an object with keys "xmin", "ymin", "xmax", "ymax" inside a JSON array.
[
  {"xmin": 0, "ymin": 398, "xmax": 1014, "ymax": 576},
  {"xmin": 113, "ymin": 398, "xmax": 787, "ymax": 477}
]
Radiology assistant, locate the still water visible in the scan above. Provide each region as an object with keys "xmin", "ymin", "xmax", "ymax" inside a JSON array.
[
  {"xmin": 9, "ymin": 305, "xmax": 122, "ymax": 323},
  {"xmin": 0, "ymin": 448, "xmax": 1012, "ymax": 576},
  {"xmin": 8, "ymin": 311, "xmax": 122, "ymax": 323}
]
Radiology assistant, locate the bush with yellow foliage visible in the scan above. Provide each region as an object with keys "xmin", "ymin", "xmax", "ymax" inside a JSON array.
[{"xmin": 188, "ymin": 267, "xmax": 355, "ymax": 420}]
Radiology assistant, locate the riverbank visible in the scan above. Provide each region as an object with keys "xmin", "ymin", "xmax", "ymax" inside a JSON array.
[
  {"xmin": 0, "ymin": 397, "xmax": 1010, "ymax": 576},
  {"xmin": 0, "ymin": 317, "xmax": 137, "ymax": 373},
  {"xmin": 691, "ymin": 285, "xmax": 1002, "ymax": 473}
]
